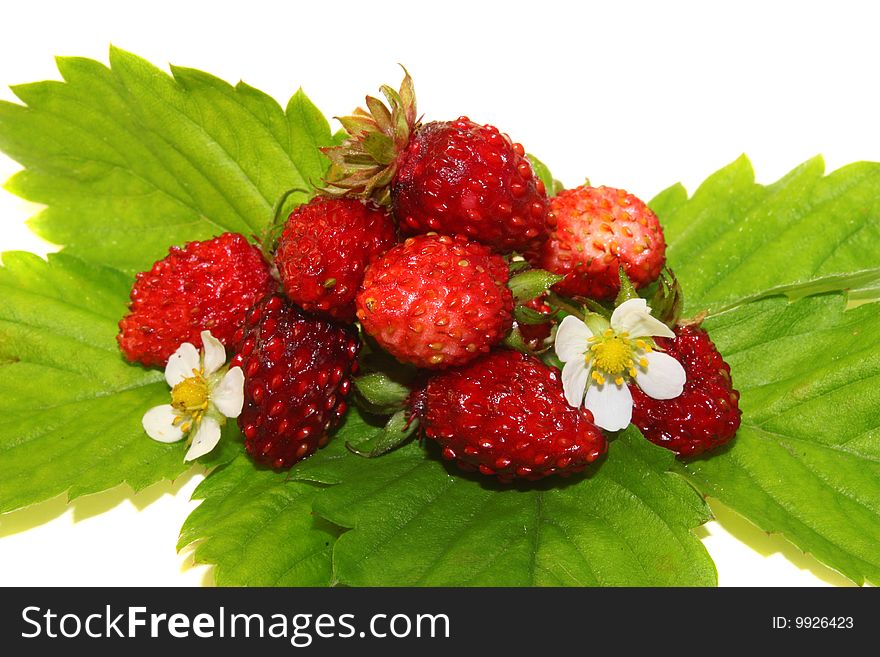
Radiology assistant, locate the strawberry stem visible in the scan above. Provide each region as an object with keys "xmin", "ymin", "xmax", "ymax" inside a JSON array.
[
  {"xmin": 257, "ymin": 186, "xmax": 314, "ymax": 262},
  {"xmin": 546, "ymin": 292, "xmax": 590, "ymax": 321}
]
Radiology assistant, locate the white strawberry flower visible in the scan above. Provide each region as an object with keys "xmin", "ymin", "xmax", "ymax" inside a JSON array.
[
  {"xmin": 142, "ymin": 330, "xmax": 244, "ymax": 462},
  {"xmin": 554, "ymin": 298, "xmax": 686, "ymax": 431}
]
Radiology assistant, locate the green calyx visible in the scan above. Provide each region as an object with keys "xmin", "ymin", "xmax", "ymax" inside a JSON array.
[
  {"xmin": 352, "ymin": 368, "xmax": 417, "ymax": 416},
  {"xmin": 645, "ymin": 267, "xmax": 684, "ymax": 328},
  {"xmin": 527, "ymin": 153, "xmax": 565, "ymax": 198},
  {"xmin": 346, "ymin": 410, "xmax": 420, "ymax": 459},
  {"xmin": 322, "ymin": 67, "xmax": 419, "ymax": 205},
  {"xmin": 614, "ymin": 266, "xmax": 640, "ymax": 306},
  {"xmin": 508, "ymin": 268, "xmax": 564, "ymax": 304}
]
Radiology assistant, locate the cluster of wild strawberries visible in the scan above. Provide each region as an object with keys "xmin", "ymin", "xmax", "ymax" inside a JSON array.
[{"xmin": 117, "ymin": 71, "xmax": 740, "ymax": 479}]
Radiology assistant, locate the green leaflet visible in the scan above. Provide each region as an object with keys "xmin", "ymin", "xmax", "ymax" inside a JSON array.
[
  {"xmin": 683, "ymin": 294, "xmax": 880, "ymax": 585},
  {"xmin": 652, "ymin": 156, "xmax": 880, "ymax": 316},
  {"xmin": 0, "ymin": 252, "xmax": 226, "ymax": 513},
  {"xmin": 178, "ymin": 406, "xmax": 383, "ymax": 586},
  {"xmin": 292, "ymin": 424, "xmax": 716, "ymax": 587},
  {"xmin": 178, "ymin": 450, "xmax": 338, "ymax": 586},
  {"xmin": 0, "ymin": 48, "xmax": 336, "ymax": 275}
]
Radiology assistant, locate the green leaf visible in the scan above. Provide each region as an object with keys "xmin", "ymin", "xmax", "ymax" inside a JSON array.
[
  {"xmin": 0, "ymin": 252, "xmax": 199, "ymax": 513},
  {"xmin": 294, "ymin": 425, "xmax": 716, "ymax": 586},
  {"xmin": 178, "ymin": 451, "xmax": 337, "ymax": 586},
  {"xmin": 646, "ymin": 182, "xmax": 687, "ymax": 220},
  {"xmin": 178, "ymin": 407, "xmax": 385, "ymax": 585},
  {"xmin": 0, "ymin": 48, "xmax": 336, "ymax": 274},
  {"xmin": 682, "ymin": 294, "xmax": 880, "ymax": 585},
  {"xmin": 652, "ymin": 156, "xmax": 880, "ymax": 315}
]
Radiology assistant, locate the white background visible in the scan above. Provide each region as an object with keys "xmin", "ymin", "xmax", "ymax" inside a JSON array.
[{"xmin": 0, "ymin": 0, "xmax": 872, "ymax": 587}]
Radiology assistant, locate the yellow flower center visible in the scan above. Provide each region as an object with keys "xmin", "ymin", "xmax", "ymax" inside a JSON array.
[
  {"xmin": 590, "ymin": 335, "xmax": 632, "ymax": 374},
  {"xmin": 586, "ymin": 329, "xmax": 653, "ymax": 386},
  {"xmin": 171, "ymin": 370, "xmax": 209, "ymax": 432}
]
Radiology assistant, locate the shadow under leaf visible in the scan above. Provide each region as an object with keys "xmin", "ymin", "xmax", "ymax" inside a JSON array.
[{"xmin": 0, "ymin": 469, "xmax": 200, "ymax": 538}]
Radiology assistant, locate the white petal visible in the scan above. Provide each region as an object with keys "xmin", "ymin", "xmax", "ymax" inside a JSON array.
[
  {"xmin": 165, "ymin": 342, "xmax": 200, "ymax": 387},
  {"xmin": 610, "ymin": 298, "xmax": 675, "ymax": 339},
  {"xmin": 212, "ymin": 367, "xmax": 244, "ymax": 418},
  {"xmin": 584, "ymin": 382, "xmax": 633, "ymax": 432},
  {"xmin": 561, "ymin": 359, "xmax": 590, "ymax": 408},
  {"xmin": 184, "ymin": 417, "xmax": 222, "ymax": 461},
  {"xmin": 635, "ymin": 351, "xmax": 687, "ymax": 400},
  {"xmin": 142, "ymin": 404, "xmax": 186, "ymax": 443},
  {"xmin": 200, "ymin": 330, "xmax": 226, "ymax": 376},
  {"xmin": 555, "ymin": 315, "xmax": 593, "ymax": 362}
]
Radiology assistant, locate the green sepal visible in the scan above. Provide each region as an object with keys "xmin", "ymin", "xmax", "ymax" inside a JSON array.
[
  {"xmin": 353, "ymin": 371, "xmax": 412, "ymax": 415},
  {"xmin": 582, "ymin": 298, "xmax": 613, "ymax": 318},
  {"xmin": 362, "ymin": 131, "xmax": 397, "ymax": 165},
  {"xmin": 527, "ymin": 153, "xmax": 564, "ymax": 197},
  {"xmin": 336, "ymin": 114, "xmax": 377, "ymax": 137},
  {"xmin": 503, "ymin": 326, "xmax": 533, "ymax": 354},
  {"xmin": 545, "ymin": 291, "xmax": 596, "ymax": 321},
  {"xmin": 614, "ymin": 266, "xmax": 640, "ymax": 306},
  {"xmin": 508, "ymin": 269, "xmax": 563, "ymax": 303},
  {"xmin": 346, "ymin": 410, "xmax": 419, "ymax": 458},
  {"xmin": 583, "ymin": 312, "xmax": 611, "ymax": 336},
  {"xmin": 644, "ymin": 267, "xmax": 684, "ymax": 327},
  {"xmin": 540, "ymin": 348, "xmax": 564, "ymax": 370},
  {"xmin": 514, "ymin": 305, "xmax": 550, "ymax": 325},
  {"xmin": 364, "ymin": 96, "xmax": 393, "ymax": 134},
  {"xmin": 321, "ymin": 68, "xmax": 418, "ymax": 204},
  {"xmin": 507, "ymin": 258, "xmax": 531, "ymax": 274}
]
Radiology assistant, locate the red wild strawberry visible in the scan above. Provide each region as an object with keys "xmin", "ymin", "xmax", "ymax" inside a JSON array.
[
  {"xmin": 118, "ymin": 233, "xmax": 275, "ymax": 367},
  {"xmin": 533, "ymin": 185, "xmax": 666, "ymax": 300},
  {"xmin": 630, "ymin": 325, "xmax": 741, "ymax": 457},
  {"xmin": 392, "ymin": 118, "xmax": 549, "ymax": 252},
  {"xmin": 356, "ymin": 234, "xmax": 513, "ymax": 369},
  {"xmin": 417, "ymin": 350, "xmax": 607, "ymax": 481},
  {"xmin": 275, "ymin": 196, "xmax": 397, "ymax": 322},
  {"xmin": 231, "ymin": 295, "xmax": 360, "ymax": 469},
  {"xmin": 322, "ymin": 70, "xmax": 550, "ymax": 253}
]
